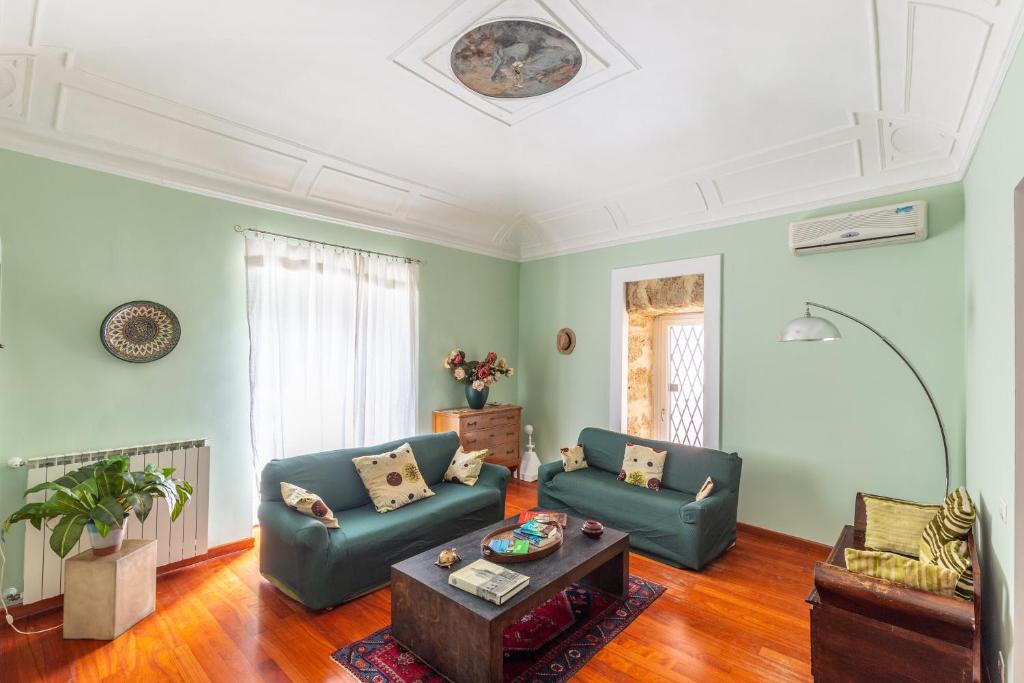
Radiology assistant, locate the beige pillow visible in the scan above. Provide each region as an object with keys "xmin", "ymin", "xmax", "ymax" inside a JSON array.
[
  {"xmin": 845, "ymin": 548, "xmax": 958, "ymax": 597},
  {"xmin": 352, "ymin": 443, "xmax": 435, "ymax": 513},
  {"xmin": 444, "ymin": 447, "xmax": 488, "ymax": 486},
  {"xmin": 280, "ymin": 482, "xmax": 339, "ymax": 528},
  {"xmin": 560, "ymin": 444, "xmax": 588, "ymax": 472},
  {"xmin": 862, "ymin": 494, "xmax": 941, "ymax": 557},
  {"xmin": 695, "ymin": 476, "xmax": 714, "ymax": 501},
  {"xmin": 617, "ymin": 442, "xmax": 667, "ymax": 491}
]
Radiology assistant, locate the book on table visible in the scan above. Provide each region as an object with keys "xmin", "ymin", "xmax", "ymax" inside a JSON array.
[
  {"xmin": 448, "ymin": 559, "xmax": 530, "ymax": 605},
  {"xmin": 518, "ymin": 511, "xmax": 568, "ymax": 528}
]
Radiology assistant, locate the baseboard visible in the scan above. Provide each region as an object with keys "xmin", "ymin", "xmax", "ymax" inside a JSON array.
[
  {"xmin": 737, "ymin": 522, "xmax": 831, "ymax": 555},
  {"xmin": 8, "ymin": 536, "xmax": 255, "ymax": 621}
]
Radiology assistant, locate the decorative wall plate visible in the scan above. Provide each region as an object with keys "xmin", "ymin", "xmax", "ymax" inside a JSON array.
[
  {"xmin": 101, "ymin": 301, "xmax": 180, "ymax": 363},
  {"xmin": 556, "ymin": 327, "xmax": 576, "ymax": 355},
  {"xmin": 450, "ymin": 20, "xmax": 583, "ymax": 98}
]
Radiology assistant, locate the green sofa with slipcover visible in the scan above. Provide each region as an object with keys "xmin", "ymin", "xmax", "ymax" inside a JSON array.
[
  {"xmin": 537, "ymin": 427, "xmax": 742, "ymax": 569},
  {"xmin": 258, "ymin": 432, "xmax": 510, "ymax": 609}
]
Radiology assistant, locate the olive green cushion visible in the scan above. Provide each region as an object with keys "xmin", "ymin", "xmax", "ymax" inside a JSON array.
[
  {"xmin": 845, "ymin": 548, "xmax": 958, "ymax": 597},
  {"xmin": 935, "ymin": 539, "xmax": 973, "ymax": 601},
  {"xmin": 920, "ymin": 487, "xmax": 977, "ymax": 563},
  {"xmin": 862, "ymin": 494, "xmax": 941, "ymax": 557}
]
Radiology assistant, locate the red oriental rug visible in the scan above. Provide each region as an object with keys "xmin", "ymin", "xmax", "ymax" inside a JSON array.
[{"xmin": 330, "ymin": 575, "xmax": 665, "ymax": 683}]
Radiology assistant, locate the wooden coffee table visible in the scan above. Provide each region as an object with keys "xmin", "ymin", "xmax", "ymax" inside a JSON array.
[{"xmin": 391, "ymin": 513, "xmax": 629, "ymax": 683}]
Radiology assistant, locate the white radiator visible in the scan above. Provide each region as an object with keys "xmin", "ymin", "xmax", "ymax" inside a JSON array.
[{"xmin": 20, "ymin": 439, "xmax": 210, "ymax": 605}]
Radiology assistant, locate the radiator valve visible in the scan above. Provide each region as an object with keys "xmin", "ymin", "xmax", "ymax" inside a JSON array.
[{"xmin": 6, "ymin": 457, "xmax": 26, "ymax": 469}]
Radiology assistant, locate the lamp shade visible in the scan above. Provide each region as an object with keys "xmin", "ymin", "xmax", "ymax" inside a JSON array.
[{"xmin": 778, "ymin": 312, "xmax": 842, "ymax": 342}]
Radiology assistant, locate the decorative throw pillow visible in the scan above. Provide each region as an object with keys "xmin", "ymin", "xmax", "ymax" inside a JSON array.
[
  {"xmin": 844, "ymin": 548, "xmax": 958, "ymax": 598},
  {"xmin": 695, "ymin": 476, "xmax": 714, "ymax": 502},
  {"xmin": 280, "ymin": 482, "xmax": 339, "ymax": 528},
  {"xmin": 919, "ymin": 487, "xmax": 977, "ymax": 563},
  {"xmin": 560, "ymin": 444, "xmax": 588, "ymax": 472},
  {"xmin": 934, "ymin": 539, "xmax": 973, "ymax": 601},
  {"xmin": 617, "ymin": 442, "xmax": 667, "ymax": 491},
  {"xmin": 862, "ymin": 494, "xmax": 941, "ymax": 557},
  {"xmin": 443, "ymin": 447, "xmax": 488, "ymax": 486},
  {"xmin": 352, "ymin": 443, "xmax": 435, "ymax": 513}
]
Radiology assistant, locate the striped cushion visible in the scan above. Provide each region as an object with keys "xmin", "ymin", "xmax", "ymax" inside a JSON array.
[
  {"xmin": 845, "ymin": 548, "xmax": 958, "ymax": 597},
  {"xmin": 862, "ymin": 494, "xmax": 941, "ymax": 557},
  {"xmin": 935, "ymin": 539, "xmax": 973, "ymax": 601},
  {"xmin": 919, "ymin": 487, "xmax": 976, "ymax": 563}
]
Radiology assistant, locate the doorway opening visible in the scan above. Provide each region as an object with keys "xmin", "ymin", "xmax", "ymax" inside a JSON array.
[{"xmin": 610, "ymin": 256, "xmax": 721, "ymax": 448}]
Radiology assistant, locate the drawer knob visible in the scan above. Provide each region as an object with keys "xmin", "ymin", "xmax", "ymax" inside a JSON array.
[{"xmin": 467, "ymin": 420, "xmax": 477, "ymax": 427}]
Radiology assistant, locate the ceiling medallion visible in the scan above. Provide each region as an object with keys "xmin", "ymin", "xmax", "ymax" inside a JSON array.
[{"xmin": 450, "ymin": 20, "xmax": 583, "ymax": 99}]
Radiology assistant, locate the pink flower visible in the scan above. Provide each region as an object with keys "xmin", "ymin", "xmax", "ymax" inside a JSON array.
[
  {"xmin": 477, "ymin": 365, "xmax": 490, "ymax": 378},
  {"xmin": 485, "ymin": 352, "xmax": 497, "ymax": 363},
  {"xmin": 452, "ymin": 353, "xmax": 463, "ymax": 365}
]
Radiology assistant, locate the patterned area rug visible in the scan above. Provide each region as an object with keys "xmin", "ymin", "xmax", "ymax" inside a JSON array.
[{"xmin": 331, "ymin": 575, "xmax": 665, "ymax": 683}]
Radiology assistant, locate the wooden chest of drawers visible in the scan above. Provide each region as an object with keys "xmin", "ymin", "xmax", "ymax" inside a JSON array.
[{"xmin": 432, "ymin": 404, "xmax": 522, "ymax": 476}]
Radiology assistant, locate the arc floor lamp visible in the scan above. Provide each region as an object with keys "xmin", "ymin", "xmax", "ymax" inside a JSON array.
[{"xmin": 779, "ymin": 301, "xmax": 950, "ymax": 496}]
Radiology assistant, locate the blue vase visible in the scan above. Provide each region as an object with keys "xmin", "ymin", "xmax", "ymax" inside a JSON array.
[{"xmin": 465, "ymin": 384, "xmax": 489, "ymax": 410}]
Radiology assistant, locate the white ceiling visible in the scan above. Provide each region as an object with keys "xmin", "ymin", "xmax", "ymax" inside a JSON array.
[{"xmin": 0, "ymin": 0, "xmax": 1021, "ymax": 260}]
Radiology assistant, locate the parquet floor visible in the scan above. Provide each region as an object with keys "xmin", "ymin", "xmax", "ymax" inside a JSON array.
[{"xmin": 0, "ymin": 479, "xmax": 827, "ymax": 682}]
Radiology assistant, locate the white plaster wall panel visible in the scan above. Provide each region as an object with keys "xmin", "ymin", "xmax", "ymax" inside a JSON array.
[
  {"xmin": 712, "ymin": 141, "xmax": 863, "ymax": 207},
  {"xmin": 56, "ymin": 86, "xmax": 306, "ymax": 191},
  {"xmin": 308, "ymin": 166, "xmax": 409, "ymax": 216},
  {"xmin": 0, "ymin": 54, "xmax": 30, "ymax": 120},
  {"xmin": 0, "ymin": 0, "xmax": 40, "ymax": 45},
  {"xmin": 614, "ymin": 179, "xmax": 707, "ymax": 228},
  {"xmin": 405, "ymin": 193, "xmax": 494, "ymax": 236},
  {"xmin": 904, "ymin": 3, "xmax": 991, "ymax": 130}
]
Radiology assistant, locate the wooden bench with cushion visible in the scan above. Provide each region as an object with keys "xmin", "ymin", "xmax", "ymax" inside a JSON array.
[{"xmin": 806, "ymin": 493, "xmax": 981, "ymax": 682}]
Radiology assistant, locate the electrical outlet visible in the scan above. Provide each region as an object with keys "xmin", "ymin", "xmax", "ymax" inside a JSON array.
[
  {"xmin": 998, "ymin": 651, "xmax": 1006, "ymax": 683},
  {"xmin": 2, "ymin": 586, "xmax": 21, "ymax": 605},
  {"xmin": 1000, "ymin": 498, "xmax": 1008, "ymax": 523}
]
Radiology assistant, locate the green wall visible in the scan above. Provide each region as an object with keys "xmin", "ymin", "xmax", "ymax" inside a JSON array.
[
  {"xmin": 963, "ymin": 37, "xmax": 1024, "ymax": 680},
  {"xmin": 0, "ymin": 149, "xmax": 520, "ymax": 592},
  {"xmin": 517, "ymin": 184, "xmax": 966, "ymax": 545}
]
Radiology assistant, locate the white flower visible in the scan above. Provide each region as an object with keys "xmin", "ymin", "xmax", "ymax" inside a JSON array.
[
  {"xmin": 443, "ymin": 358, "xmax": 451, "ymax": 369},
  {"xmin": 506, "ymin": 368, "xmax": 514, "ymax": 378},
  {"xmin": 454, "ymin": 367, "xmax": 466, "ymax": 380},
  {"xmin": 496, "ymin": 357, "xmax": 508, "ymax": 370},
  {"xmin": 472, "ymin": 380, "xmax": 486, "ymax": 391}
]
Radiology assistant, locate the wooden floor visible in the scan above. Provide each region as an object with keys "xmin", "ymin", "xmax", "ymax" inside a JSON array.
[{"xmin": 1, "ymin": 480, "xmax": 828, "ymax": 682}]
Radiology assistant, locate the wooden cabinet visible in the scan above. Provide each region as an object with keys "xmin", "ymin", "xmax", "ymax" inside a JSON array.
[{"xmin": 432, "ymin": 404, "xmax": 522, "ymax": 476}]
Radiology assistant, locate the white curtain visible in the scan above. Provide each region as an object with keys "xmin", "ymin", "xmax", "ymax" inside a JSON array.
[{"xmin": 244, "ymin": 233, "xmax": 419, "ymax": 492}]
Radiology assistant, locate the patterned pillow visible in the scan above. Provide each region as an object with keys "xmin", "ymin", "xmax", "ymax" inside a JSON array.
[
  {"xmin": 862, "ymin": 494, "xmax": 941, "ymax": 557},
  {"xmin": 844, "ymin": 548, "xmax": 958, "ymax": 597},
  {"xmin": 560, "ymin": 444, "xmax": 588, "ymax": 472},
  {"xmin": 352, "ymin": 443, "xmax": 435, "ymax": 513},
  {"xmin": 280, "ymin": 482, "xmax": 339, "ymax": 528},
  {"xmin": 443, "ymin": 447, "xmax": 488, "ymax": 486},
  {"xmin": 617, "ymin": 442, "xmax": 667, "ymax": 491},
  {"xmin": 935, "ymin": 539, "xmax": 973, "ymax": 601},
  {"xmin": 919, "ymin": 487, "xmax": 977, "ymax": 563},
  {"xmin": 695, "ymin": 476, "xmax": 714, "ymax": 502}
]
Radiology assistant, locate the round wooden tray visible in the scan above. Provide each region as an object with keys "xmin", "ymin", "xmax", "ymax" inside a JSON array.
[{"xmin": 480, "ymin": 523, "xmax": 563, "ymax": 564}]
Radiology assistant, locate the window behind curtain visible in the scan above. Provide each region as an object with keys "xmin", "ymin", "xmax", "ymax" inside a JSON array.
[{"xmin": 244, "ymin": 234, "xmax": 419, "ymax": 499}]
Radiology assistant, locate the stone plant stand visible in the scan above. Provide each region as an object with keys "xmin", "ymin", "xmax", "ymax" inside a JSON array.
[{"xmin": 63, "ymin": 539, "xmax": 156, "ymax": 640}]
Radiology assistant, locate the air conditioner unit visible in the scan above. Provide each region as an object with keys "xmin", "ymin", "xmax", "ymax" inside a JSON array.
[{"xmin": 789, "ymin": 201, "xmax": 927, "ymax": 255}]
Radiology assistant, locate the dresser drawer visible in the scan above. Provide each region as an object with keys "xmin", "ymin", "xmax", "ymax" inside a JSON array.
[
  {"xmin": 460, "ymin": 409, "xmax": 518, "ymax": 432},
  {"xmin": 461, "ymin": 424, "xmax": 519, "ymax": 450},
  {"xmin": 486, "ymin": 441, "xmax": 520, "ymax": 466}
]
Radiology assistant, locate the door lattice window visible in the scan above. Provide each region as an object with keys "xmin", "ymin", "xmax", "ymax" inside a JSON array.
[{"xmin": 667, "ymin": 322, "xmax": 704, "ymax": 446}]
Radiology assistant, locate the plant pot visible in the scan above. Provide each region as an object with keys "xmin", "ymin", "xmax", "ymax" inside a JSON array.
[
  {"xmin": 465, "ymin": 384, "xmax": 489, "ymax": 410},
  {"xmin": 86, "ymin": 518, "xmax": 128, "ymax": 557}
]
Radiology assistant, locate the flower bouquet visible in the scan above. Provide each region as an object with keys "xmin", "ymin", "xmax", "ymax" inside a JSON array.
[{"xmin": 444, "ymin": 348, "xmax": 513, "ymax": 409}]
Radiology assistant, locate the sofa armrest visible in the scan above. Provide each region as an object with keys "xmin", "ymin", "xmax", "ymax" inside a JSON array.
[
  {"xmin": 477, "ymin": 462, "xmax": 512, "ymax": 491},
  {"xmin": 681, "ymin": 490, "xmax": 733, "ymax": 525},
  {"xmin": 538, "ymin": 460, "xmax": 565, "ymax": 486},
  {"xmin": 257, "ymin": 501, "xmax": 331, "ymax": 552}
]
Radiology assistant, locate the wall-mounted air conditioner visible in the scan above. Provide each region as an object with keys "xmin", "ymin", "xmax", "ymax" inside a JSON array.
[{"xmin": 789, "ymin": 201, "xmax": 927, "ymax": 255}]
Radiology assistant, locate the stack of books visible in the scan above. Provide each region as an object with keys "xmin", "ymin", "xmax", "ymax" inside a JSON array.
[
  {"xmin": 518, "ymin": 511, "xmax": 568, "ymax": 528},
  {"xmin": 513, "ymin": 520, "xmax": 561, "ymax": 549},
  {"xmin": 448, "ymin": 559, "xmax": 530, "ymax": 605}
]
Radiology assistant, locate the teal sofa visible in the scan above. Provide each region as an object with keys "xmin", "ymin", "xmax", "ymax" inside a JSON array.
[
  {"xmin": 537, "ymin": 428, "xmax": 742, "ymax": 569},
  {"xmin": 258, "ymin": 432, "xmax": 510, "ymax": 609}
]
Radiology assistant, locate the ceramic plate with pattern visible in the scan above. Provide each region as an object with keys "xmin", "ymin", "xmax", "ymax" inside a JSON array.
[{"xmin": 101, "ymin": 301, "xmax": 180, "ymax": 363}]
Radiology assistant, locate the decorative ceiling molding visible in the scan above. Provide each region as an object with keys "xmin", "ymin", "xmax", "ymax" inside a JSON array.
[{"xmin": 0, "ymin": 0, "xmax": 1019, "ymax": 261}]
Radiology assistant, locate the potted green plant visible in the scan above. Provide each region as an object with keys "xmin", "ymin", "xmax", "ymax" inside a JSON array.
[{"xmin": 1, "ymin": 456, "xmax": 193, "ymax": 557}]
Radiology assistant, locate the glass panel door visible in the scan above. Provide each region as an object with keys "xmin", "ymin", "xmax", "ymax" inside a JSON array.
[{"xmin": 654, "ymin": 313, "xmax": 705, "ymax": 446}]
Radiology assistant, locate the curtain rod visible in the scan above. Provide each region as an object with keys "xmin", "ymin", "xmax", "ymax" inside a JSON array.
[{"xmin": 234, "ymin": 226, "xmax": 422, "ymax": 264}]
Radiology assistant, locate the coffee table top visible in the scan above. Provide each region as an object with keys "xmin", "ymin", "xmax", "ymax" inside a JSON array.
[{"xmin": 391, "ymin": 512, "xmax": 628, "ymax": 620}]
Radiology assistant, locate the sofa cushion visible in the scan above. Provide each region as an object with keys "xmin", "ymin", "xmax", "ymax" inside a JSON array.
[
  {"xmin": 353, "ymin": 443, "xmax": 435, "ymax": 513},
  {"xmin": 862, "ymin": 494, "xmax": 940, "ymax": 557},
  {"xmin": 443, "ymin": 447, "xmax": 488, "ymax": 486},
  {"xmin": 545, "ymin": 468, "xmax": 694, "ymax": 524},
  {"xmin": 560, "ymin": 444, "xmax": 588, "ymax": 472},
  {"xmin": 919, "ymin": 487, "xmax": 977, "ymax": 563},
  {"xmin": 260, "ymin": 432, "xmax": 460, "ymax": 512},
  {"xmin": 845, "ymin": 548, "xmax": 958, "ymax": 598},
  {"xmin": 619, "ymin": 442, "xmax": 667, "ymax": 490},
  {"xmin": 577, "ymin": 427, "xmax": 740, "ymax": 495},
  {"xmin": 280, "ymin": 482, "xmax": 339, "ymax": 528}
]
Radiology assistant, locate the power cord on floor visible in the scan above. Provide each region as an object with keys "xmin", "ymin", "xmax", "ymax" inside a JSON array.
[{"xmin": 0, "ymin": 541, "xmax": 62, "ymax": 635}]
